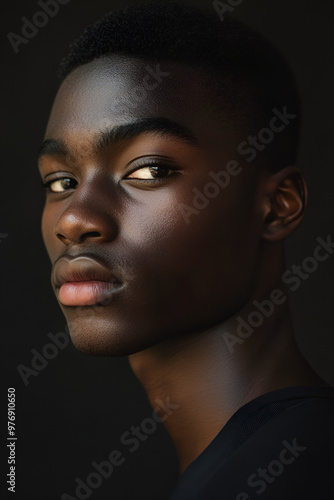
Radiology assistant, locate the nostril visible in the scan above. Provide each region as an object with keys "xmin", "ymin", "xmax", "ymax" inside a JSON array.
[
  {"xmin": 83, "ymin": 232, "xmax": 101, "ymax": 239},
  {"xmin": 56, "ymin": 231, "xmax": 101, "ymax": 244},
  {"xmin": 77, "ymin": 231, "xmax": 104, "ymax": 243},
  {"xmin": 56, "ymin": 233, "xmax": 67, "ymax": 243}
]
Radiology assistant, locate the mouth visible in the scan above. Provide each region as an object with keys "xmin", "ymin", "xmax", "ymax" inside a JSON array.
[
  {"xmin": 58, "ymin": 280, "xmax": 123, "ymax": 306},
  {"xmin": 54, "ymin": 256, "xmax": 124, "ymax": 307}
]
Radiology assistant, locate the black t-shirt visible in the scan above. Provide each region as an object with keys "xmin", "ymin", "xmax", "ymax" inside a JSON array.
[{"xmin": 170, "ymin": 385, "xmax": 334, "ymax": 500}]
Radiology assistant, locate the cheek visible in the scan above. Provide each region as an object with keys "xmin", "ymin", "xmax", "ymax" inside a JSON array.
[
  {"xmin": 123, "ymin": 183, "xmax": 259, "ymax": 305},
  {"xmin": 41, "ymin": 206, "xmax": 57, "ymax": 262},
  {"xmin": 169, "ymin": 188, "xmax": 260, "ymax": 308}
]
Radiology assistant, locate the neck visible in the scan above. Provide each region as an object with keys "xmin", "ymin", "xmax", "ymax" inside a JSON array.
[{"xmin": 128, "ymin": 285, "xmax": 324, "ymax": 475}]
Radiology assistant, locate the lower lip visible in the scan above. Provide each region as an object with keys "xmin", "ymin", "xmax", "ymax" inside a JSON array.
[{"xmin": 58, "ymin": 281, "xmax": 123, "ymax": 306}]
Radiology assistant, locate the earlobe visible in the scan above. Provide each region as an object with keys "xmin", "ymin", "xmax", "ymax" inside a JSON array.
[{"xmin": 261, "ymin": 166, "xmax": 308, "ymax": 241}]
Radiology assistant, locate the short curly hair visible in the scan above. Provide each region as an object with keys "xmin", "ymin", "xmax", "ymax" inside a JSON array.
[{"xmin": 58, "ymin": 2, "xmax": 301, "ymax": 172}]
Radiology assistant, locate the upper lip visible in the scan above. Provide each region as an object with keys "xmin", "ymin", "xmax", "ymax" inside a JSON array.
[{"xmin": 53, "ymin": 256, "xmax": 122, "ymax": 289}]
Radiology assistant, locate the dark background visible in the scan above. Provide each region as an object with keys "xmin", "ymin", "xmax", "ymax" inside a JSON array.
[{"xmin": 1, "ymin": 1, "xmax": 334, "ymax": 499}]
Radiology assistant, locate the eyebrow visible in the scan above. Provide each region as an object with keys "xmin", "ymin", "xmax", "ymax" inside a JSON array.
[{"xmin": 38, "ymin": 117, "xmax": 200, "ymax": 161}]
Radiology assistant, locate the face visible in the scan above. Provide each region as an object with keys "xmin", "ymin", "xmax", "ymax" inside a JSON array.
[{"xmin": 39, "ymin": 56, "xmax": 265, "ymax": 356}]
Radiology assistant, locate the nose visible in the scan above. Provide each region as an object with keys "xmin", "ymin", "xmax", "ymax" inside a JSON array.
[{"xmin": 54, "ymin": 180, "xmax": 119, "ymax": 245}]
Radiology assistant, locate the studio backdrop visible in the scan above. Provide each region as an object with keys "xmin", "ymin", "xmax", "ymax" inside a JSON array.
[{"xmin": 1, "ymin": 1, "xmax": 334, "ymax": 499}]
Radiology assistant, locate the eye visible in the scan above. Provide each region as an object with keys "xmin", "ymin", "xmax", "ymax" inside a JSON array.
[
  {"xmin": 41, "ymin": 177, "xmax": 77, "ymax": 193},
  {"xmin": 125, "ymin": 160, "xmax": 180, "ymax": 181}
]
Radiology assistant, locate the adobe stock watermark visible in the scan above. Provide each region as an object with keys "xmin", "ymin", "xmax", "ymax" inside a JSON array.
[
  {"xmin": 222, "ymin": 234, "xmax": 334, "ymax": 353},
  {"xmin": 61, "ymin": 397, "xmax": 180, "ymax": 500},
  {"xmin": 112, "ymin": 64, "xmax": 170, "ymax": 115},
  {"xmin": 16, "ymin": 273, "xmax": 132, "ymax": 387},
  {"xmin": 236, "ymin": 438, "xmax": 306, "ymax": 499},
  {"xmin": 213, "ymin": 0, "xmax": 245, "ymax": 21},
  {"xmin": 17, "ymin": 326, "xmax": 70, "ymax": 386},
  {"xmin": 178, "ymin": 106, "xmax": 297, "ymax": 224},
  {"xmin": 16, "ymin": 302, "xmax": 114, "ymax": 386},
  {"xmin": 7, "ymin": 0, "xmax": 71, "ymax": 54}
]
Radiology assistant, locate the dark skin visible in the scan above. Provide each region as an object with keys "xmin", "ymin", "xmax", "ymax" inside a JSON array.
[{"xmin": 38, "ymin": 56, "xmax": 325, "ymax": 474}]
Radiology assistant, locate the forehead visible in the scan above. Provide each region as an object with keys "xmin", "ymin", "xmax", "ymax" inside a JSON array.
[{"xmin": 45, "ymin": 56, "xmax": 240, "ymax": 153}]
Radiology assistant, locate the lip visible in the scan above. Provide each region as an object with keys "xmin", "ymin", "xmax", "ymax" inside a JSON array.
[{"xmin": 53, "ymin": 256, "xmax": 123, "ymax": 306}]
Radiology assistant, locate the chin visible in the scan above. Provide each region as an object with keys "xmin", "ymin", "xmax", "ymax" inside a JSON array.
[{"xmin": 64, "ymin": 313, "xmax": 163, "ymax": 357}]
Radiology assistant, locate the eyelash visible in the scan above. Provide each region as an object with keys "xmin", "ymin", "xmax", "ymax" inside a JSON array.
[
  {"xmin": 41, "ymin": 159, "xmax": 180, "ymax": 193},
  {"xmin": 41, "ymin": 177, "xmax": 76, "ymax": 193},
  {"xmin": 126, "ymin": 159, "xmax": 180, "ymax": 182}
]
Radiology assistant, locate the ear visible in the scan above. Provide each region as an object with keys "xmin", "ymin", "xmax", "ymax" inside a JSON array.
[{"xmin": 261, "ymin": 166, "xmax": 308, "ymax": 241}]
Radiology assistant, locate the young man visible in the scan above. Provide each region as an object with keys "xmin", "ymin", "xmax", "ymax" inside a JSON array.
[{"xmin": 38, "ymin": 3, "xmax": 334, "ymax": 498}]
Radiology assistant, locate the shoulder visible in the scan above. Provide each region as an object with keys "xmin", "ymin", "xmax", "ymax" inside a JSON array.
[
  {"xmin": 224, "ymin": 396, "xmax": 334, "ymax": 499},
  {"xmin": 215, "ymin": 396, "xmax": 334, "ymax": 499},
  {"xmin": 171, "ymin": 389, "xmax": 334, "ymax": 500}
]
